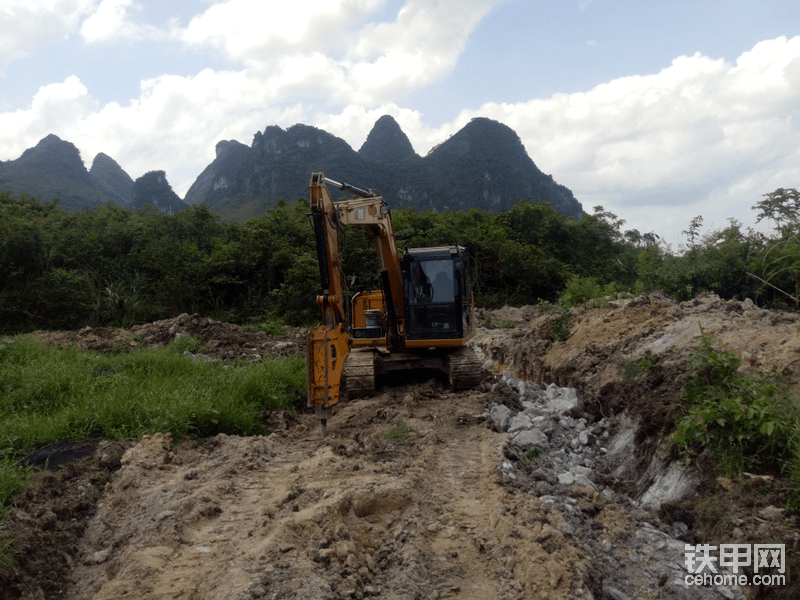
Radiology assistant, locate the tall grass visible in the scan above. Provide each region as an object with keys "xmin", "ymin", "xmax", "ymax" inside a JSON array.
[{"xmin": 0, "ymin": 335, "xmax": 305, "ymax": 508}]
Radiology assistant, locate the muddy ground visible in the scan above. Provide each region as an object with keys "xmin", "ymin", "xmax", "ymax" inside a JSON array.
[{"xmin": 2, "ymin": 293, "xmax": 799, "ymax": 599}]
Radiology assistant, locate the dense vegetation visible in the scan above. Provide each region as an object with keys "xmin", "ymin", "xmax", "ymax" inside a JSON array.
[
  {"xmin": 0, "ymin": 334, "xmax": 305, "ymax": 511},
  {"xmin": 1, "ymin": 188, "xmax": 798, "ymax": 334}
]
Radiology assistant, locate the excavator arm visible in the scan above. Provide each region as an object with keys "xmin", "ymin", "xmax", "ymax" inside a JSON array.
[{"xmin": 306, "ymin": 173, "xmax": 405, "ymax": 435}]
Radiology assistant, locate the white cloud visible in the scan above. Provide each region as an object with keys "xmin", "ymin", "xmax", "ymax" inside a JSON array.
[
  {"xmin": 177, "ymin": 0, "xmax": 500, "ymax": 105},
  {"xmin": 0, "ymin": 0, "xmax": 500, "ymax": 191},
  {"xmin": 0, "ymin": 76, "xmax": 92, "ymax": 159},
  {"xmin": 0, "ymin": 69, "xmax": 297, "ymax": 191},
  {"xmin": 348, "ymin": 0, "xmax": 498, "ymax": 88},
  {"xmin": 0, "ymin": 0, "xmax": 97, "ymax": 72},
  {"xmin": 80, "ymin": 0, "xmax": 165, "ymax": 43},
  {"xmin": 179, "ymin": 0, "xmax": 385, "ymax": 59}
]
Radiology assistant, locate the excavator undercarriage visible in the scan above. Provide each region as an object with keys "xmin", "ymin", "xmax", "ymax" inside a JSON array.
[{"xmin": 342, "ymin": 346, "xmax": 483, "ymax": 400}]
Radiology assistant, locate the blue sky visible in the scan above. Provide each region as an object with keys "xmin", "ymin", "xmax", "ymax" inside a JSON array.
[{"xmin": 1, "ymin": 0, "xmax": 799, "ymax": 249}]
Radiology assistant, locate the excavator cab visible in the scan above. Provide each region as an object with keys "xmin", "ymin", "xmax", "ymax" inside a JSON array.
[{"xmin": 402, "ymin": 246, "xmax": 475, "ymax": 342}]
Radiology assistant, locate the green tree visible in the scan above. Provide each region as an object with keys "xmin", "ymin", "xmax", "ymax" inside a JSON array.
[
  {"xmin": 681, "ymin": 215, "xmax": 704, "ymax": 250},
  {"xmin": 753, "ymin": 188, "xmax": 799, "ymax": 237}
]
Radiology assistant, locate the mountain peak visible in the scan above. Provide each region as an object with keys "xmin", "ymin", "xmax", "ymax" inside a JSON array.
[
  {"xmin": 16, "ymin": 133, "xmax": 92, "ymax": 186},
  {"xmin": 131, "ymin": 170, "xmax": 187, "ymax": 214},
  {"xmin": 215, "ymin": 140, "xmax": 247, "ymax": 159},
  {"xmin": 359, "ymin": 115, "xmax": 416, "ymax": 163},
  {"xmin": 90, "ymin": 152, "xmax": 134, "ymax": 207},
  {"xmin": 21, "ymin": 134, "xmax": 81, "ymax": 163},
  {"xmin": 38, "ymin": 133, "xmax": 64, "ymax": 146}
]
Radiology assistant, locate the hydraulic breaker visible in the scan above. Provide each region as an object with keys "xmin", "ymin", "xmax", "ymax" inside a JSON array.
[{"xmin": 306, "ymin": 323, "xmax": 349, "ymax": 436}]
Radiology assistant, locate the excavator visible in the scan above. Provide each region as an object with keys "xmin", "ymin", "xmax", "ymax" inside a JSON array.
[{"xmin": 306, "ymin": 172, "xmax": 482, "ymax": 435}]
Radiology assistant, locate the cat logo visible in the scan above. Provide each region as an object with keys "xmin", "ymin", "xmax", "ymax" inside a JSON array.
[{"xmin": 356, "ymin": 207, "xmax": 366, "ymax": 220}]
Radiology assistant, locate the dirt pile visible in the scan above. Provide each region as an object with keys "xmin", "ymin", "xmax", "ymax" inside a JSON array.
[
  {"xmin": 476, "ymin": 292, "xmax": 800, "ymax": 402},
  {"xmin": 31, "ymin": 313, "xmax": 306, "ymax": 361},
  {"xmin": 2, "ymin": 292, "xmax": 799, "ymax": 599}
]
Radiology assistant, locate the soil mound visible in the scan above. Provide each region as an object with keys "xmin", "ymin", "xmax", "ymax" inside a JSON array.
[{"xmin": 31, "ymin": 313, "xmax": 306, "ymax": 361}]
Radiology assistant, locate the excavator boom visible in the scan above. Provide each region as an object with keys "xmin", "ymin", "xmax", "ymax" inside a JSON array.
[{"xmin": 306, "ymin": 172, "xmax": 404, "ymax": 433}]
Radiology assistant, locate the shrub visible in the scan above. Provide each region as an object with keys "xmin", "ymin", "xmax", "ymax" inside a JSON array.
[
  {"xmin": 670, "ymin": 330, "xmax": 800, "ymax": 503},
  {"xmin": 547, "ymin": 308, "xmax": 572, "ymax": 343}
]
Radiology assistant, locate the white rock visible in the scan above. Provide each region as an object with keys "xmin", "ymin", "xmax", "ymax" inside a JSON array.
[
  {"xmin": 549, "ymin": 387, "xmax": 582, "ymax": 415},
  {"xmin": 557, "ymin": 472, "xmax": 575, "ymax": 485},
  {"xmin": 512, "ymin": 428, "xmax": 548, "ymax": 449},
  {"xmin": 489, "ymin": 405, "xmax": 512, "ymax": 430},
  {"xmin": 571, "ymin": 466, "xmax": 593, "ymax": 476},
  {"xmin": 578, "ymin": 430, "xmax": 590, "ymax": 445},
  {"xmin": 508, "ymin": 414, "xmax": 533, "ymax": 434},
  {"xmin": 525, "ymin": 381, "xmax": 541, "ymax": 392}
]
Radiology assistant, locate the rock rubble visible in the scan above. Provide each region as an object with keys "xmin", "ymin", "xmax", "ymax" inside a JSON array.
[{"xmin": 486, "ymin": 373, "xmax": 745, "ymax": 600}]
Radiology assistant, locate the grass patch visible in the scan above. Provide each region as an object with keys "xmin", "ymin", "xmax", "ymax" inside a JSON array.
[
  {"xmin": 0, "ymin": 530, "xmax": 18, "ymax": 576},
  {"xmin": 558, "ymin": 275, "xmax": 629, "ymax": 309},
  {"xmin": 383, "ymin": 421, "xmax": 409, "ymax": 439},
  {"xmin": 0, "ymin": 334, "xmax": 306, "ymax": 512},
  {"xmin": 521, "ymin": 447, "xmax": 544, "ymax": 462},
  {"xmin": 622, "ymin": 353, "xmax": 658, "ymax": 380},
  {"xmin": 670, "ymin": 329, "xmax": 800, "ymax": 509},
  {"xmin": 241, "ymin": 318, "xmax": 291, "ymax": 336}
]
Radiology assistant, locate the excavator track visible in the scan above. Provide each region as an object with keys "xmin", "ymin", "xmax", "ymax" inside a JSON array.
[
  {"xmin": 446, "ymin": 347, "xmax": 483, "ymax": 391},
  {"xmin": 343, "ymin": 349, "xmax": 376, "ymax": 399}
]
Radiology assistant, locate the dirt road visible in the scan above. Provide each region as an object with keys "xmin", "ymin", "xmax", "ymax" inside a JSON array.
[{"xmin": 69, "ymin": 386, "xmax": 585, "ymax": 600}]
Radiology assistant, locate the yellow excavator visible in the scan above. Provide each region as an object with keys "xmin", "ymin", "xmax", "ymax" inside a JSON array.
[{"xmin": 306, "ymin": 172, "xmax": 482, "ymax": 435}]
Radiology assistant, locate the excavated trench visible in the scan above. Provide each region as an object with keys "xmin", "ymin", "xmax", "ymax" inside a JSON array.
[{"xmin": 2, "ymin": 294, "xmax": 799, "ymax": 599}]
